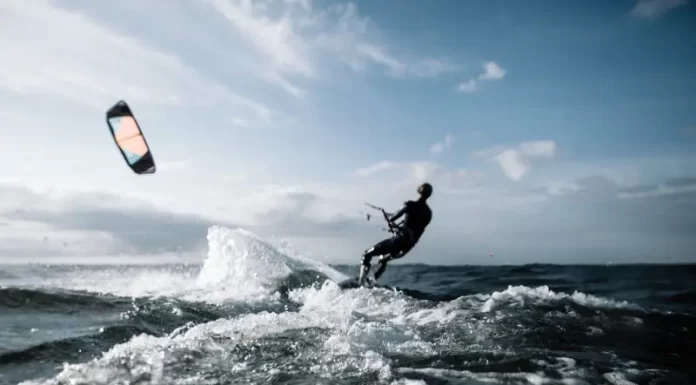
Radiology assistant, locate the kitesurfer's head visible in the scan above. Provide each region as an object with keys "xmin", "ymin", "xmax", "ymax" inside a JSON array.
[{"xmin": 418, "ymin": 182, "xmax": 433, "ymax": 200}]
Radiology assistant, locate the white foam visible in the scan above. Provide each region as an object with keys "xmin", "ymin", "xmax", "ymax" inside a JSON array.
[
  {"xmin": 390, "ymin": 380, "xmax": 428, "ymax": 385},
  {"xmin": 479, "ymin": 285, "xmax": 642, "ymax": 312},
  {"xmin": 21, "ymin": 226, "xmax": 349, "ymax": 306},
  {"xmin": 398, "ymin": 366, "xmax": 590, "ymax": 385},
  {"xmin": 19, "ymin": 296, "xmax": 410, "ymax": 384},
  {"xmin": 19, "ymin": 267, "xmax": 199, "ymax": 300},
  {"xmin": 189, "ymin": 226, "xmax": 350, "ymax": 304},
  {"xmin": 603, "ymin": 371, "xmax": 639, "ymax": 385},
  {"xmin": 533, "ymin": 357, "xmax": 591, "ymax": 385}
]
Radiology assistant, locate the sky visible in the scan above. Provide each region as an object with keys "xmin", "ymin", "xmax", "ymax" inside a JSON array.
[{"xmin": 0, "ymin": 0, "xmax": 695, "ymax": 265}]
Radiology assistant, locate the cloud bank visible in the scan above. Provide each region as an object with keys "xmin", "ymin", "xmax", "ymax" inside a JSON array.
[
  {"xmin": 0, "ymin": 183, "xmax": 233, "ymax": 260},
  {"xmin": 2, "ymin": 147, "xmax": 695, "ymax": 265}
]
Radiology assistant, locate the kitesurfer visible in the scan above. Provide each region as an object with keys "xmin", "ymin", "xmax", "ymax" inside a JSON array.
[{"xmin": 358, "ymin": 182, "xmax": 433, "ymax": 286}]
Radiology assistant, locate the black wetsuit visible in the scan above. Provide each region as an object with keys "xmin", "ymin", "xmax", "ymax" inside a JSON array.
[{"xmin": 361, "ymin": 198, "xmax": 432, "ymax": 280}]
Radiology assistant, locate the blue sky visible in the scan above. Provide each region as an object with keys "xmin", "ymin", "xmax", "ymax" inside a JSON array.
[{"xmin": 0, "ymin": 0, "xmax": 694, "ymax": 265}]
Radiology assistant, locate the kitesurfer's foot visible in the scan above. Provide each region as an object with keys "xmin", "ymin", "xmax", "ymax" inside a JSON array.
[{"xmin": 362, "ymin": 277, "xmax": 376, "ymax": 288}]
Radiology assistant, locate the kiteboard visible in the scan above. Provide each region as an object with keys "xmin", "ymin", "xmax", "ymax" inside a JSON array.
[
  {"xmin": 337, "ymin": 277, "xmax": 453, "ymax": 301},
  {"xmin": 337, "ymin": 276, "xmax": 393, "ymax": 290}
]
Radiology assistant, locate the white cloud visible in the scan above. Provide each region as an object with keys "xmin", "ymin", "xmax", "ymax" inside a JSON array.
[
  {"xmin": 356, "ymin": 44, "xmax": 406, "ymax": 75},
  {"xmin": 630, "ymin": 0, "xmax": 688, "ymax": 19},
  {"xmin": 353, "ymin": 160, "xmax": 445, "ymax": 187},
  {"xmin": 0, "ymin": 0, "xmax": 273, "ymax": 124},
  {"xmin": 355, "ymin": 44, "xmax": 458, "ymax": 79},
  {"xmin": 210, "ymin": 0, "xmax": 314, "ymax": 91},
  {"xmin": 355, "ymin": 160, "xmax": 399, "ymax": 177},
  {"xmin": 430, "ymin": 134, "xmax": 455, "ymax": 155},
  {"xmin": 0, "ymin": 0, "xmax": 458, "ymax": 128},
  {"xmin": 481, "ymin": 140, "xmax": 558, "ymax": 181},
  {"xmin": 494, "ymin": 150, "xmax": 529, "ymax": 181},
  {"xmin": 456, "ymin": 61, "xmax": 507, "ymax": 94},
  {"xmin": 617, "ymin": 177, "xmax": 696, "ymax": 198},
  {"xmin": 205, "ymin": 0, "xmax": 459, "ymax": 95},
  {"xmin": 479, "ymin": 61, "xmax": 507, "ymax": 80},
  {"xmin": 237, "ymin": 0, "xmax": 459, "ymax": 77}
]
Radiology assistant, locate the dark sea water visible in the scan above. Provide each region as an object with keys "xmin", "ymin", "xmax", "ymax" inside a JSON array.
[{"xmin": 1, "ymin": 228, "xmax": 695, "ymax": 385}]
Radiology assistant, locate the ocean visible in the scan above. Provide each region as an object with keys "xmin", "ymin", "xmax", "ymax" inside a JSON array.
[{"xmin": 0, "ymin": 227, "xmax": 694, "ymax": 385}]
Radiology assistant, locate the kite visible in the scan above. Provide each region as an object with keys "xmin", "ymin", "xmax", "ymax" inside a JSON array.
[{"xmin": 105, "ymin": 100, "xmax": 156, "ymax": 174}]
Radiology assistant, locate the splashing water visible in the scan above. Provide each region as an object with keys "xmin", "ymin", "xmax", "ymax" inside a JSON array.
[{"xmin": 1, "ymin": 226, "xmax": 694, "ymax": 385}]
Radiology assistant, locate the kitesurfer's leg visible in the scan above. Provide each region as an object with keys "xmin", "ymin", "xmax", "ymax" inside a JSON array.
[
  {"xmin": 359, "ymin": 236, "xmax": 398, "ymax": 285},
  {"xmin": 374, "ymin": 256, "xmax": 390, "ymax": 280},
  {"xmin": 374, "ymin": 242, "xmax": 413, "ymax": 281}
]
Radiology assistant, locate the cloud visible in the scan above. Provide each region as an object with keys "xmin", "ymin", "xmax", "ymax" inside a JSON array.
[
  {"xmin": 3, "ymin": 159, "xmax": 696, "ymax": 264},
  {"xmin": 209, "ymin": 0, "xmax": 314, "ymax": 96},
  {"xmin": 0, "ymin": 183, "xmax": 236, "ymax": 257},
  {"xmin": 630, "ymin": 0, "xmax": 689, "ymax": 19},
  {"xmin": 616, "ymin": 176, "xmax": 696, "ymax": 198},
  {"xmin": 354, "ymin": 44, "xmax": 459, "ymax": 78},
  {"xmin": 456, "ymin": 61, "xmax": 507, "ymax": 94},
  {"xmin": 664, "ymin": 177, "xmax": 696, "ymax": 188},
  {"xmin": 207, "ymin": 0, "xmax": 458, "ymax": 95},
  {"xmin": 1, "ymin": 0, "xmax": 458, "ymax": 131},
  {"xmin": 430, "ymin": 134, "xmax": 455, "ymax": 155},
  {"xmin": 477, "ymin": 140, "xmax": 557, "ymax": 181},
  {"xmin": 249, "ymin": 160, "xmax": 696, "ymax": 263},
  {"xmin": 353, "ymin": 160, "xmax": 446, "ymax": 185},
  {"xmin": 355, "ymin": 161, "xmax": 399, "ymax": 177},
  {"xmin": 246, "ymin": 186, "xmax": 369, "ymax": 237},
  {"xmin": 540, "ymin": 175, "xmax": 696, "ymax": 235},
  {"xmin": 302, "ymin": 2, "xmax": 458, "ymax": 78},
  {"xmin": 479, "ymin": 61, "xmax": 507, "ymax": 80},
  {"xmin": 0, "ymin": 0, "xmax": 273, "ymax": 124},
  {"xmin": 355, "ymin": 44, "xmax": 406, "ymax": 75}
]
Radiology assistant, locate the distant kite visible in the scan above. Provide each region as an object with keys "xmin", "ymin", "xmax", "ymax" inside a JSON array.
[{"xmin": 106, "ymin": 100, "xmax": 156, "ymax": 174}]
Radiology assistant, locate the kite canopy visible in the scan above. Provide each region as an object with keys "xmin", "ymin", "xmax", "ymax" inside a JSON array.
[{"xmin": 106, "ymin": 100, "xmax": 156, "ymax": 174}]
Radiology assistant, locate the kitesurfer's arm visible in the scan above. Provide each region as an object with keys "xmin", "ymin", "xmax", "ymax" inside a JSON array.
[{"xmin": 389, "ymin": 201, "xmax": 411, "ymax": 223}]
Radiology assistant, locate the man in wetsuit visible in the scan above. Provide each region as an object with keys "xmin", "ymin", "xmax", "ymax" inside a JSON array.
[{"xmin": 358, "ymin": 182, "xmax": 433, "ymax": 286}]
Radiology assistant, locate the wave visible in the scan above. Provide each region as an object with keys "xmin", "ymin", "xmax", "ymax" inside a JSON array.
[
  {"xmin": 18, "ymin": 276, "xmax": 688, "ymax": 385},
  {"xmin": 665, "ymin": 288, "xmax": 696, "ymax": 305},
  {"xmin": 0, "ymin": 324, "xmax": 150, "ymax": 366},
  {"xmin": 0, "ymin": 287, "xmax": 125, "ymax": 312},
  {"xmin": 7, "ymin": 226, "xmax": 695, "ymax": 384},
  {"xmin": 0, "ymin": 269, "xmax": 18, "ymax": 280}
]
